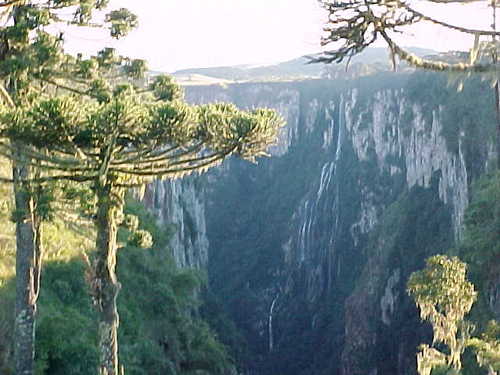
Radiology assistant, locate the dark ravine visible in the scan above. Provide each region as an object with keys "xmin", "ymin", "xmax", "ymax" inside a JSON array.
[{"xmin": 151, "ymin": 71, "xmax": 498, "ymax": 375}]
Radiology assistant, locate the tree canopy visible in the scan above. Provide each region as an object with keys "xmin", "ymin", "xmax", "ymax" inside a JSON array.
[
  {"xmin": 0, "ymin": 82, "xmax": 283, "ymax": 185},
  {"xmin": 0, "ymin": 62, "xmax": 284, "ymax": 374},
  {"xmin": 0, "ymin": 2, "xmax": 143, "ymax": 374},
  {"xmin": 408, "ymin": 255, "xmax": 500, "ymax": 375},
  {"xmin": 0, "ymin": 2, "xmax": 284, "ymax": 374}
]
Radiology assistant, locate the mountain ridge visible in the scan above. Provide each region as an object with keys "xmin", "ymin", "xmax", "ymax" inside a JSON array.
[{"xmin": 169, "ymin": 47, "xmax": 437, "ymax": 84}]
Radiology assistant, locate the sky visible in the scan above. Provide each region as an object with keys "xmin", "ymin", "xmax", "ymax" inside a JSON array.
[{"xmin": 59, "ymin": 0, "xmax": 494, "ymax": 73}]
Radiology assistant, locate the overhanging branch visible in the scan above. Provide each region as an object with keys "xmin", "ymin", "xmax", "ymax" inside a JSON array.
[
  {"xmin": 402, "ymin": 3, "xmax": 500, "ymax": 36},
  {"xmin": 379, "ymin": 29, "xmax": 496, "ymax": 72}
]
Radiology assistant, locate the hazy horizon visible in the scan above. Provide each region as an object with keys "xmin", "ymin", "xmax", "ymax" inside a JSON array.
[{"xmin": 58, "ymin": 0, "xmax": 494, "ymax": 73}]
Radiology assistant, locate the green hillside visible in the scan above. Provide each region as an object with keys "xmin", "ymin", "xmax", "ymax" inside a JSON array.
[{"xmin": 0, "ymin": 176, "xmax": 231, "ymax": 374}]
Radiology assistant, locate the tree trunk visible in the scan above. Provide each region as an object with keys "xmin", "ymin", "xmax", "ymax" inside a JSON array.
[
  {"xmin": 12, "ymin": 149, "xmax": 39, "ymax": 375},
  {"xmin": 94, "ymin": 183, "xmax": 124, "ymax": 375},
  {"xmin": 496, "ymin": 82, "xmax": 500, "ymax": 169},
  {"xmin": 9, "ymin": 7, "xmax": 44, "ymax": 375},
  {"xmin": 492, "ymin": 0, "xmax": 500, "ymax": 170}
]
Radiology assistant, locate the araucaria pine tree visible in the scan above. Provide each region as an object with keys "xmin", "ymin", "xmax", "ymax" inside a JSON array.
[
  {"xmin": 0, "ymin": 1, "xmax": 139, "ymax": 374},
  {"xmin": 0, "ymin": 75, "xmax": 284, "ymax": 374}
]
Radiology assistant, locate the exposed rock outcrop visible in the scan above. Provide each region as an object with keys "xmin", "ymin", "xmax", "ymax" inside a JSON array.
[
  {"xmin": 156, "ymin": 72, "xmax": 496, "ymax": 375},
  {"xmin": 143, "ymin": 178, "xmax": 208, "ymax": 269}
]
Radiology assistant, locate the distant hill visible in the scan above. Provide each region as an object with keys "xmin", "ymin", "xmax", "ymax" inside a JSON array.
[
  {"xmin": 171, "ymin": 47, "xmax": 437, "ymax": 83},
  {"xmin": 172, "ymin": 57, "xmax": 322, "ymax": 83}
]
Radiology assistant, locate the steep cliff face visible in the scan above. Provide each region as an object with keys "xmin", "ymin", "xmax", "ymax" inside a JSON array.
[
  {"xmin": 143, "ymin": 178, "xmax": 209, "ymax": 269},
  {"xmin": 156, "ymin": 72, "xmax": 497, "ymax": 375}
]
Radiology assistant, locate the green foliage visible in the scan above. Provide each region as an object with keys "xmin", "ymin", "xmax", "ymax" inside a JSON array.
[
  {"xmin": 60, "ymin": 182, "xmax": 96, "ymax": 220},
  {"xmin": 116, "ymin": 199, "xmax": 232, "ymax": 374},
  {"xmin": 71, "ymin": 0, "xmax": 111, "ymax": 24},
  {"xmin": 0, "ymin": 178, "xmax": 15, "ymax": 372},
  {"xmin": 127, "ymin": 229, "xmax": 153, "ymax": 249},
  {"xmin": 460, "ymin": 171, "xmax": 500, "ymax": 269},
  {"xmin": 122, "ymin": 58, "xmax": 147, "ymax": 79},
  {"xmin": 149, "ymin": 75, "xmax": 184, "ymax": 102},
  {"xmin": 147, "ymin": 101, "xmax": 198, "ymax": 145},
  {"xmin": 117, "ymin": 246, "xmax": 230, "ymax": 374},
  {"xmin": 408, "ymin": 253, "xmax": 500, "ymax": 375},
  {"xmin": 0, "ymin": 190, "xmax": 95, "ymax": 375},
  {"xmin": 0, "ymin": 80, "xmax": 283, "ymax": 186},
  {"xmin": 343, "ymin": 168, "xmax": 500, "ymax": 375},
  {"xmin": 33, "ymin": 186, "xmax": 56, "ymax": 221},
  {"xmin": 0, "ymin": 2, "xmax": 138, "ymax": 104},
  {"xmin": 96, "ymin": 48, "xmax": 121, "ymax": 70},
  {"xmin": 0, "ymin": 2, "xmax": 141, "ymax": 374},
  {"xmin": 75, "ymin": 58, "xmax": 100, "ymax": 80},
  {"xmin": 105, "ymin": 8, "xmax": 139, "ymax": 39},
  {"xmin": 197, "ymin": 103, "xmax": 284, "ymax": 161},
  {"xmin": 0, "ymin": 197, "xmax": 232, "ymax": 374},
  {"xmin": 35, "ymin": 260, "xmax": 98, "ymax": 375},
  {"xmin": 457, "ymin": 172, "xmax": 500, "ymax": 374},
  {"xmin": 87, "ymin": 79, "xmax": 112, "ymax": 103},
  {"xmin": 409, "ymin": 257, "xmax": 476, "ymax": 342},
  {"xmin": 468, "ymin": 333, "xmax": 500, "ymax": 374},
  {"xmin": 122, "ymin": 214, "xmax": 140, "ymax": 232},
  {"xmin": 122, "ymin": 196, "xmax": 170, "ymax": 250},
  {"xmin": 408, "ymin": 255, "xmax": 477, "ymax": 374}
]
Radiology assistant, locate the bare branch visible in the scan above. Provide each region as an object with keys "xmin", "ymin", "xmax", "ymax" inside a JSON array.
[
  {"xmin": 41, "ymin": 78, "xmax": 94, "ymax": 97},
  {"xmin": 110, "ymin": 149, "xmax": 234, "ymax": 178},
  {"xmin": 0, "ymin": 0, "xmax": 22, "ymax": 8},
  {"xmin": 0, "ymin": 140, "xmax": 84, "ymax": 169},
  {"xmin": 379, "ymin": 29, "xmax": 497, "ymax": 72},
  {"xmin": 0, "ymin": 84, "xmax": 14, "ymax": 108},
  {"xmin": 111, "ymin": 142, "xmax": 204, "ymax": 167},
  {"xmin": 0, "ymin": 173, "xmax": 95, "ymax": 184},
  {"xmin": 401, "ymin": 3, "xmax": 500, "ymax": 36}
]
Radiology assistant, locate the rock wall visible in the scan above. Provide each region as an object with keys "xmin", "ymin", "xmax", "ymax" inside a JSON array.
[
  {"xmin": 143, "ymin": 177, "xmax": 208, "ymax": 269},
  {"xmin": 157, "ymin": 72, "xmax": 497, "ymax": 375}
]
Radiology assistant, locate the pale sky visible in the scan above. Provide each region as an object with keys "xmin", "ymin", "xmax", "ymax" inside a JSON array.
[{"xmin": 58, "ymin": 0, "xmax": 493, "ymax": 73}]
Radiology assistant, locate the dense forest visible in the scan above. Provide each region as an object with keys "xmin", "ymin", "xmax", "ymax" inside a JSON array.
[{"xmin": 0, "ymin": 1, "xmax": 498, "ymax": 375}]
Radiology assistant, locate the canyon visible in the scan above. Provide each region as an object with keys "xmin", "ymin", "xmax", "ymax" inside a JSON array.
[{"xmin": 148, "ymin": 70, "xmax": 498, "ymax": 375}]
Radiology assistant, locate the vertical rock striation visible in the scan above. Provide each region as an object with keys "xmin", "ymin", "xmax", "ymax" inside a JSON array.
[
  {"xmin": 154, "ymin": 72, "xmax": 496, "ymax": 375},
  {"xmin": 143, "ymin": 177, "xmax": 208, "ymax": 269}
]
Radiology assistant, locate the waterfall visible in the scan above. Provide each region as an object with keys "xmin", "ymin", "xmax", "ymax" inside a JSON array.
[
  {"xmin": 335, "ymin": 96, "xmax": 345, "ymax": 163},
  {"xmin": 268, "ymin": 295, "xmax": 278, "ymax": 352}
]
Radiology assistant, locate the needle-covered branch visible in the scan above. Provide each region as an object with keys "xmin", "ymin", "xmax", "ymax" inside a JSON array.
[
  {"xmin": 0, "ymin": 85, "xmax": 284, "ymax": 182},
  {"xmin": 0, "ymin": 0, "xmax": 23, "ymax": 7},
  {"xmin": 401, "ymin": 3, "xmax": 500, "ymax": 36},
  {"xmin": 1, "ymin": 70, "xmax": 284, "ymax": 375},
  {"xmin": 0, "ymin": 3, "xmax": 146, "ymax": 375},
  {"xmin": 0, "ymin": 140, "xmax": 90, "ymax": 171},
  {"xmin": 111, "ymin": 154, "xmax": 230, "ymax": 185},
  {"xmin": 111, "ymin": 144, "xmax": 187, "ymax": 166}
]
